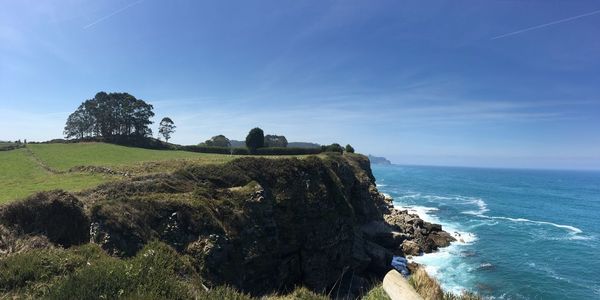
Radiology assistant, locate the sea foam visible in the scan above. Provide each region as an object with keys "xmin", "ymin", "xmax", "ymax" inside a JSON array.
[{"xmin": 476, "ymin": 215, "xmax": 582, "ymax": 234}]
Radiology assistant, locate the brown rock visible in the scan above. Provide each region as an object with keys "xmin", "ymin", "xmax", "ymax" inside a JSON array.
[
  {"xmin": 428, "ymin": 231, "xmax": 456, "ymax": 248},
  {"xmin": 401, "ymin": 240, "xmax": 421, "ymax": 256}
]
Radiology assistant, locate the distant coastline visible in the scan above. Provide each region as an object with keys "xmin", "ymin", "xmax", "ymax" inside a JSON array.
[{"xmin": 369, "ymin": 154, "xmax": 392, "ymax": 165}]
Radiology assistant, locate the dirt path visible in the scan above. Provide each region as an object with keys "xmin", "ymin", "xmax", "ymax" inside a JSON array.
[{"xmin": 22, "ymin": 146, "xmax": 64, "ymax": 174}]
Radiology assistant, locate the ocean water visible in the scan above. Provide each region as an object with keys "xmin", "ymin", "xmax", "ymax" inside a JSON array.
[{"xmin": 372, "ymin": 164, "xmax": 600, "ymax": 299}]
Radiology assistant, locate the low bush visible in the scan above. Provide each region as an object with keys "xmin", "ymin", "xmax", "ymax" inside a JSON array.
[
  {"xmin": 182, "ymin": 145, "xmax": 250, "ymax": 155},
  {"xmin": 46, "ymin": 242, "xmax": 196, "ymax": 299},
  {"xmin": 266, "ymin": 287, "xmax": 328, "ymax": 300},
  {"xmin": 321, "ymin": 143, "xmax": 344, "ymax": 153},
  {"xmin": 0, "ymin": 190, "xmax": 90, "ymax": 247},
  {"xmin": 0, "ymin": 143, "xmax": 24, "ymax": 151},
  {"xmin": 361, "ymin": 284, "xmax": 390, "ymax": 300},
  {"xmin": 254, "ymin": 147, "xmax": 321, "ymax": 155},
  {"xmin": 0, "ymin": 244, "xmax": 107, "ymax": 294}
]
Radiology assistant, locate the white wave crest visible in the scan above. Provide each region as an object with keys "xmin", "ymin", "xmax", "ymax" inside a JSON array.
[
  {"xmin": 450, "ymin": 230, "xmax": 477, "ymax": 244},
  {"xmin": 410, "ymin": 243, "xmax": 475, "ymax": 295},
  {"xmin": 461, "ymin": 198, "xmax": 489, "ymax": 216},
  {"xmin": 394, "ymin": 204, "xmax": 439, "ymax": 224},
  {"xmin": 477, "ymin": 215, "xmax": 582, "ymax": 234},
  {"xmin": 396, "ymin": 193, "xmax": 422, "ymax": 200}
]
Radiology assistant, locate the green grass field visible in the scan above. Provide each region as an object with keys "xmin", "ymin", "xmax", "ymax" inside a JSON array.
[
  {"xmin": 27, "ymin": 143, "xmax": 235, "ymax": 171},
  {"xmin": 0, "ymin": 143, "xmax": 239, "ymax": 204}
]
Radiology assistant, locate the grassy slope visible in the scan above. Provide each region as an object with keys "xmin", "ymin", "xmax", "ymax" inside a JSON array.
[
  {"xmin": 27, "ymin": 143, "xmax": 233, "ymax": 171},
  {"xmin": 0, "ymin": 143, "xmax": 239, "ymax": 204},
  {"xmin": 0, "ymin": 149, "xmax": 110, "ymax": 204}
]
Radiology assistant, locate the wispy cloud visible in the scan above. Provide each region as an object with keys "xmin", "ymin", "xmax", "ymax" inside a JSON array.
[
  {"xmin": 83, "ymin": 0, "xmax": 144, "ymax": 29},
  {"xmin": 491, "ymin": 8, "xmax": 600, "ymax": 40}
]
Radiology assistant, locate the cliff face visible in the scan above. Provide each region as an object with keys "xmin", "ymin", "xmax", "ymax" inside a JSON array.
[{"xmin": 0, "ymin": 153, "xmax": 453, "ymax": 298}]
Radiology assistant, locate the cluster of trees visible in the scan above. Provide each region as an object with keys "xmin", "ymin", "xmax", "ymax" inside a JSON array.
[
  {"xmin": 203, "ymin": 135, "xmax": 231, "ymax": 147},
  {"xmin": 264, "ymin": 135, "xmax": 288, "ymax": 147},
  {"xmin": 63, "ymin": 92, "xmax": 356, "ymax": 155},
  {"xmin": 244, "ymin": 128, "xmax": 292, "ymax": 152},
  {"xmin": 199, "ymin": 127, "xmax": 355, "ymax": 155},
  {"xmin": 64, "ymin": 92, "xmax": 156, "ymax": 139},
  {"xmin": 320, "ymin": 143, "xmax": 355, "ymax": 154},
  {"xmin": 200, "ymin": 129, "xmax": 289, "ymax": 151},
  {"xmin": 64, "ymin": 92, "xmax": 177, "ymax": 143}
]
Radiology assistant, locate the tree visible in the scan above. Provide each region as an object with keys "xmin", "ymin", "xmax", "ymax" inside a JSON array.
[
  {"xmin": 245, "ymin": 127, "xmax": 264, "ymax": 152},
  {"xmin": 64, "ymin": 92, "xmax": 155, "ymax": 140},
  {"xmin": 264, "ymin": 134, "xmax": 288, "ymax": 147},
  {"xmin": 158, "ymin": 117, "xmax": 176, "ymax": 142},
  {"xmin": 205, "ymin": 135, "xmax": 231, "ymax": 147},
  {"xmin": 345, "ymin": 144, "xmax": 355, "ymax": 153},
  {"xmin": 64, "ymin": 103, "xmax": 94, "ymax": 139},
  {"xmin": 321, "ymin": 143, "xmax": 344, "ymax": 153}
]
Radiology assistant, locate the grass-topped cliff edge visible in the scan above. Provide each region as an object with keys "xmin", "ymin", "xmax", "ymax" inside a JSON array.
[
  {"xmin": 1, "ymin": 150, "xmax": 388, "ymax": 298},
  {"xmin": 0, "ymin": 143, "xmax": 253, "ymax": 203},
  {"xmin": 0, "ymin": 143, "xmax": 479, "ymax": 299}
]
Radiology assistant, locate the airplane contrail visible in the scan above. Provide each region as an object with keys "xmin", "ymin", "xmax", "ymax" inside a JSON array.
[
  {"xmin": 491, "ymin": 8, "xmax": 600, "ymax": 40},
  {"xmin": 83, "ymin": 0, "xmax": 144, "ymax": 29}
]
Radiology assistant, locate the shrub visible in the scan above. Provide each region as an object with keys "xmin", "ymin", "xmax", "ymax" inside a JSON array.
[
  {"xmin": 361, "ymin": 284, "xmax": 390, "ymax": 300},
  {"xmin": 46, "ymin": 242, "xmax": 194, "ymax": 300},
  {"xmin": 204, "ymin": 286, "xmax": 253, "ymax": 300},
  {"xmin": 0, "ymin": 190, "xmax": 90, "ymax": 247},
  {"xmin": 183, "ymin": 145, "xmax": 248, "ymax": 155},
  {"xmin": 0, "ymin": 244, "xmax": 107, "ymax": 294},
  {"xmin": 345, "ymin": 144, "xmax": 355, "ymax": 153},
  {"xmin": 254, "ymin": 147, "xmax": 321, "ymax": 155},
  {"xmin": 321, "ymin": 143, "xmax": 344, "ymax": 153},
  {"xmin": 266, "ymin": 287, "xmax": 328, "ymax": 300}
]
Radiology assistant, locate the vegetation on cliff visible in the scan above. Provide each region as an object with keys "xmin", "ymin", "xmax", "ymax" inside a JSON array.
[
  {"xmin": 0, "ymin": 143, "xmax": 239, "ymax": 203},
  {"xmin": 1, "ymin": 153, "xmax": 390, "ymax": 298},
  {"xmin": 0, "ymin": 145, "xmax": 465, "ymax": 299}
]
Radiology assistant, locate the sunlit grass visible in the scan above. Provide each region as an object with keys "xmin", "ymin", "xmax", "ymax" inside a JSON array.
[
  {"xmin": 0, "ymin": 143, "xmax": 241, "ymax": 204},
  {"xmin": 0, "ymin": 148, "xmax": 112, "ymax": 204},
  {"xmin": 27, "ymin": 143, "xmax": 235, "ymax": 171}
]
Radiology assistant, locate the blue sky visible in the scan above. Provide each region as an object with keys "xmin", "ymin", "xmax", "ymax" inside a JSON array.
[{"xmin": 1, "ymin": 0, "xmax": 599, "ymax": 170}]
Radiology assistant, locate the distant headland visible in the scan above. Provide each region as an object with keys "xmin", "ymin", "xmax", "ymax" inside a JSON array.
[{"xmin": 369, "ymin": 155, "xmax": 392, "ymax": 165}]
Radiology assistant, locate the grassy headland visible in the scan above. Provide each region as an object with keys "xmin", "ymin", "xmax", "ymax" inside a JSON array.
[
  {"xmin": 0, "ymin": 143, "xmax": 240, "ymax": 204},
  {"xmin": 0, "ymin": 142, "xmax": 479, "ymax": 299}
]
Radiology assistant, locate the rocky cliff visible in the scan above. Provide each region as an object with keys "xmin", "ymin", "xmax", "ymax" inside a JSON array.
[{"xmin": 0, "ymin": 153, "xmax": 453, "ymax": 298}]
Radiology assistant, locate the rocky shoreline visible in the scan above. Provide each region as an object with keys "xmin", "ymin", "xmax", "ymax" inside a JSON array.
[{"xmin": 361, "ymin": 192, "xmax": 456, "ymax": 272}]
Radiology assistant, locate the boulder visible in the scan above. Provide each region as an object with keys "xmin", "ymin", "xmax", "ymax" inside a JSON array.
[
  {"xmin": 428, "ymin": 231, "xmax": 455, "ymax": 248},
  {"xmin": 401, "ymin": 240, "xmax": 421, "ymax": 256},
  {"xmin": 423, "ymin": 222, "xmax": 442, "ymax": 233}
]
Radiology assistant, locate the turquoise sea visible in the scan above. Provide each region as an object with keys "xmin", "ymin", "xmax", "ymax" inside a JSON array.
[{"xmin": 372, "ymin": 164, "xmax": 600, "ymax": 299}]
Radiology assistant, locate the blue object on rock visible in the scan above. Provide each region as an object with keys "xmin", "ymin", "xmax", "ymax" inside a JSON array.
[{"xmin": 391, "ymin": 256, "xmax": 410, "ymax": 276}]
